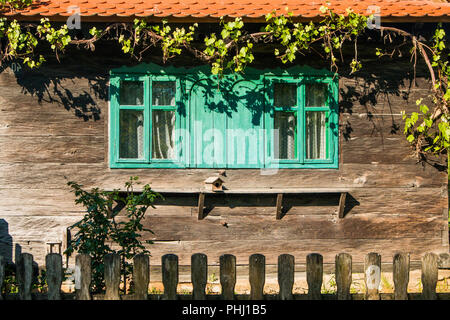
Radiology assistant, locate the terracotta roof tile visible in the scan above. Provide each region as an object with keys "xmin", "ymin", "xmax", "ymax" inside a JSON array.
[{"xmin": 1, "ymin": 0, "xmax": 449, "ymax": 21}]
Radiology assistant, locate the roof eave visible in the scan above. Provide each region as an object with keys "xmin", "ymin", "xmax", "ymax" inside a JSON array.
[{"xmin": 2, "ymin": 14, "xmax": 450, "ymax": 24}]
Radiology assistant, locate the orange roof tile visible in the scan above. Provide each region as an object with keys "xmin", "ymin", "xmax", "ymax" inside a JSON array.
[{"xmin": 1, "ymin": 0, "xmax": 450, "ymax": 22}]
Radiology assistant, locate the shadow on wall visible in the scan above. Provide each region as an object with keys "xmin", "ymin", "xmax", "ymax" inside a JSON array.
[
  {"xmin": 0, "ymin": 219, "xmax": 40, "ymax": 281},
  {"xmin": 0, "ymin": 219, "xmax": 13, "ymax": 263},
  {"xmin": 0, "ymin": 54, "xmax": 111, "ymax": 122}
]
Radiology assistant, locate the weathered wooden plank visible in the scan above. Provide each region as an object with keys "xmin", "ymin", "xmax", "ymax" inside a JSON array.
[
  {"xmin": 364, "ymin": 252, "xmax": 381, "ymax": 300},
  {"xmin": 104, "ymin": 253, "xmax": 121, "ymax": 300},
  {"xmin": 0, "ymin": 163, "xmax": 446, "ymax": 191},
  {"xmin": 197, "ymin": 193, "xmax": 205, "ymax": 220},
  {"xmin": 0, "ymin": 136, "xmax": 104, "ymax": 163},
  {"xmin": 144, "ymin": 238, "xmax": 446, "ymax": 266},
  {"xmin": 138, "ymin": 214, "xmax": 445, "ymax": 242},
  {"xmin": 191, "ymin": 253, "xmax": 207, "ymax": 300},
  {"xmin": 249, "ymin": 254, "xmax": 265, "ymax": 300},
  {"xmin": 46, "ymin": 253, "xmax": 63, "ymax": 300},
  {"xmin": 338, "ymin": 192, "xmax": 347, "ymax": 219},
  {"xmin": 16, "ymin": 253, "xmax": 33, "ymax": 300},
  {"xmin": 220, "ymin": 254, "xmax": 236, "ymax": 300},
  {"xmin": 162, "ymin": 254, "xmax": 178, "ymax": 300},
  {"xmin": 275, "ymin": 194, "xmax": 283, "ymax": 220},
  {"xmin": 278, "ymin": 254, "xmax": 294, "ymax": 300},
  {"xmin": 306, "ymin": 253, "xmax": 323, "ymax": 300},
  {"xmin": 421, "ymin": 252, "xmax": 438, "ymax": 300},
  {"xmin": 335, "ymin": 253, "xmax": 352, "ymax": 300},
  {"xmin": 133, "ymin": 253, "xmax": 149, "ymax": 300},
  {"xmin": 393, "ymin": 252, "xmax": 410, "ymax": 300},
  {"xmin": 75, "ymin": 254, "xmax": 91, "ymax": 300}
]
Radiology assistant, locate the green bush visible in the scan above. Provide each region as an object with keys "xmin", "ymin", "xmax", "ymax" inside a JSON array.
[{"xmin": 65, "ymin": 176, "xmax": 161, "ymax": 293}]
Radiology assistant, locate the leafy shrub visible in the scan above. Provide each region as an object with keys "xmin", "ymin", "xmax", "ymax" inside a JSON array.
[{"xmin": 65, "ymin": 176, "xmax": 161, "ymax": 293}]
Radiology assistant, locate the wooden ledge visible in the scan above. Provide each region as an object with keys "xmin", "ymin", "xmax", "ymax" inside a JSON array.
[{"xmin": 108, "ymin": 188, "xmax": 350, "ymax": 220}]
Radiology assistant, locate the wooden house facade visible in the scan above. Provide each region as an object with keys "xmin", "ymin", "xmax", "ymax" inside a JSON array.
[{"xmin": 0, "ymin": 0, "xmax": 449, "ymax": 273}]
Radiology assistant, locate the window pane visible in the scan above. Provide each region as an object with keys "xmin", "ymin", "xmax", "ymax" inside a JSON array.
[
  {"xmin": 152, "ymin": 110, "xmax": 176, "ymax": 159},
  {"xmin": 274, "ymin": 83, "xmax": 296, "ymax": 107},
  {"xmin": 274, "ymin": 111, "xmax": 296, "ymax": 159},
  {"xmin": 305, "ymin": 83, "xmax": 327, "ymax": 107},
  {"xmin": 119, "ymin": 81, "xmax": 143, "ymax": 105},
  {"xmin": 153, "ymin": 81, "xmax": 176, "ymax": 106},
  {"xmin": 119, "ymin": 110, "xmax": 144, "ymax": 159},
  {"xmin": 306, "ymin": 111, "xmax": 327, "ymax": 159}
]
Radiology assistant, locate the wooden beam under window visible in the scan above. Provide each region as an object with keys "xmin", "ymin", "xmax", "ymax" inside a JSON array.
[
  {"xmin": 197, "ymin": 193, "xmax": 205, "ymax": 220},
  {"xmin": 338, "ymin": 192, "xmax": 347, "ymax": 219},
  {"xmin": 276, "ymin": 193, "xmax": 283, "ymax": 220}
]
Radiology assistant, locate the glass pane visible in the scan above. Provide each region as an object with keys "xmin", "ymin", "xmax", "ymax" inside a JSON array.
[
  {"xmin": 305, "ymin": 83, "xmax": 327, "ymax": 107},
  {"xmin": 306, "ymin": 111, "xmax": 327, "ymax": 159},
  {"xmin": 152, "ymin": 110, "xmax": 176, "ymax": 159},
  {"xmin": 152, "ymin": 81, "xmax": 176, "ymax": 106},
  {"xmin": 119, "ymin": 81, "xmax": 144, "ymax": 105},
  {"xmin": 274, "ymin": 83, "xmax": 296, "ymax": 107},
  {"xmin": 274, "ymin": 111, "xmax": 296, "ymax": 159},
  {"xmin": 119, "ymin": 110, "xmax": 144, "ymax": 159}
]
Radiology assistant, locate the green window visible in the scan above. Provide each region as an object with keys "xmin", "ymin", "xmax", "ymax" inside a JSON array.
[
  {"xmin": 264, "ymin": 77, "xmax": 338, "ymax": 168},
  {"xmin": 110, "ymin": 75, "xmax": 186, "ymax": 168},
  {"xmin": 110, "ymin": 64, "xmax": 338, "ymax": 169}
]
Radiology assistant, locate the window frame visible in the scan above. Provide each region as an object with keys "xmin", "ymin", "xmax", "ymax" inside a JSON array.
[
  {"xmin": 110, "ymin": 74, "xmax": 187, "ymax": 169},
  {"xmin": 109, "ymin": 64, "xmax": 339, "ymax": 169},
  {"xmin": 264, "ymin": 75, "xmax": 339, "ymax": 169}
]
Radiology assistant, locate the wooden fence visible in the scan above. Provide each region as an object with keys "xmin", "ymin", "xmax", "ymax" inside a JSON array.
[{"xmin": 0, "ymin": 251, "xmax": 449, "ymax": 300}]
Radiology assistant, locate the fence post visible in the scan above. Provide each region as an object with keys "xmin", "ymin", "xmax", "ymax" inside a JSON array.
[
  {"xmin": 0, "ymin": 255, "xmax": 5, "ymax": 300},
  {"xmin": 393, "ymin": 252, "xmax": 410, "ymax": 300},
  {"xmin": 133, "ymin": 253, "xmax": 149, "ymax": 300},
  {"xmin": 191, "ymin": 253, "xmax": 207, "ymax": 300},
  {"xmin": 249, "ymin": 254, "xmax": 265, "ymax": 300},
  {"xmin": 104, "ymin": 253, "xmax": 121, "ymax": 300},
  {"xmin": 0, "ymin": 255, "xmax": 5, "ymax": 301},
  {"xmin": 220, "ymin": 254, "xmax": 236, "ymax": 300},
  {"xmin": 278, "ymin": 254, "xmax": 294, "ymax": 300},
  {"xmin": 75, "ymin": 254, "xmax": 91, "ymax": 300},
  {"xmin": 421, "ymin": 252, "xmax": 438, "ymax": 300},
  {"xmin": 335, "ymin": 253, "xmax": 352, "ymax": 300},
  {"xmin": 162, "ymin": 254, "xmax": 178, "ymax": 300},
  {"xmin": 307, "ymin": 253, "xmax": 323, "ymax": 300},
  {"xmin": 16, "ymin": 253, "xmax": 33, "ymax": 300},
  {"xmin": 364, "ymin": 252, "xmax": 381, "ymax": 300},
  {"xmin": 46, "ymin": 253, "xmax": 63, "ymax": 300}
]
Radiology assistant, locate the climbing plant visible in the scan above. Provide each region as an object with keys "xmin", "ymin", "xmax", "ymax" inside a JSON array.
[{"xmin": 0, "ymin": 2, "xmax": 448, "ymax": 161}]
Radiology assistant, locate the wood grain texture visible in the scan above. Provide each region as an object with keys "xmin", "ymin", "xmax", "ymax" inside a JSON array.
[
  {"xmin": 335, "ymin": 253, "xmax": 352, "ymax": 300},
  {"xmin": 393, "ymin": 252, "xmax": 410, "ymax": 300},
  {"xmin": 1, "ymin": 163, "xmax": 446, "ymax": 190},
  {"xmin": 191, "ymin": 253, "xmax": 207, "ymax": 300},
  {"xmin": 306, "ymin": 253, "xmax": 323, "ymax": 300},
  {"xmin": 16, "ymin": 253, "xmax": 33, "ymax": 300},
  {"xmin": 133, "ymin": 253, "xmax": 150, "ymax": 300},
  {"xmin": 249, "ymin": 254, "xmax": 265, "ymax": 300},
  {"xmin": 46, "ymin": 253, "xmax": 63, "ymax": 300},
  {"xmin": 220, "ymin": 254, "xmax": 236, "ymax": 300},
  {"xmin": 142, "ymin": 238, "xmax": 446, "ymax": 266},
  {"xmin": 277, "ymin": 254, "xmax": 294, "ymax": 300},
  {"xmin": 421, "ymin": 252, "xmax": 438, "ymax": 300},
  {"xmin": 137, "ymin": 213, "xmax": 445, "ymax": 242},
  {"xmin": 75, "ymin": 254, "xmax": 91, "ymax": 300},
  {"xmin": 162, "ymin": 254, "xmax": 178, "ymax": 300},
  {"xmin": 104, "ymin": 253, "xmax": 121, "ymax": 300},
  {"xmin": 364, "ymin": 252, "xmax": 381, "ymax": 300}
]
